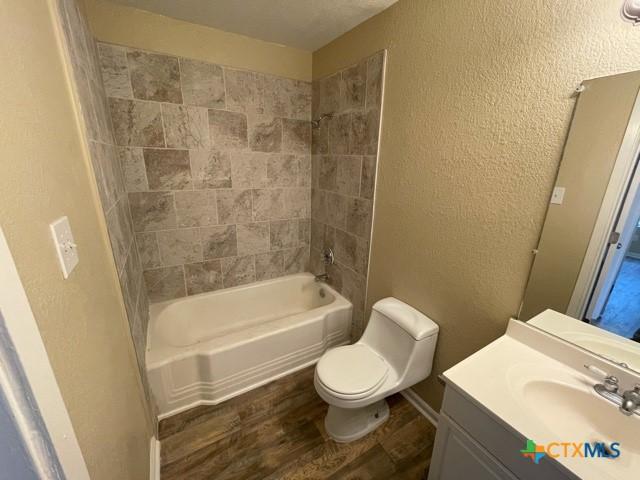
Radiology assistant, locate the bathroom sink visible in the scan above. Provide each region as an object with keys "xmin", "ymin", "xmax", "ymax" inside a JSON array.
[
  {"xmin": 516, "ymin": 375, "xmax": 639, "ymax": 455},
  {"xmin": 444, "ymin": 320, "xmax": 640, "ymax": 480}
]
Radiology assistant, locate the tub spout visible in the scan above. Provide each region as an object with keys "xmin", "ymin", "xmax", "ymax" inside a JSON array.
[{"xmin": 315, "ymin": 273, "xmax": 329, "ymax": 283}]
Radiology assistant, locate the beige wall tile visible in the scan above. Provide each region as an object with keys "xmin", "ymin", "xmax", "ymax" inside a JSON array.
[
  {"xmin": 184, "ymin": 260, "xmax": 223, "ymax": 294},
  {"xmin": 118, "ymin": 147, "xmax": 148, "ymax": 192},
  {"xmin": 224, "ymin": 69, "xmax": 264, "ymax": 114},
  {"xmin": 269, "ymin": 219, "xmax": 299, "ymax": 250},
  {"xmin": 267, "ymin": 154, "xmax": 298, "ymax": 187},
  {"xmin": 109, "ymin": 98, "xmax": 164, "ymax": 147},
  {"xmin": 208, "ymin": 109, "xmax": 248, "ymax": 149},
  {"xmin": 360, "ymin": 156, "xmax": 376, "ymax": 200},
  {"xmin": 180, "ymin": 58, "xmax": 225, "ymax": 108},
  {"xmin": 336, "ymin": 155, "xmax": 362, "ymax": 196},
  {"xmin": 284, "ymin": 246, "xmax": 310, "ymax": 274},
  {"xmin": 190, "ymin": 148, "xmax": 232, "ymax": 189},
  {"xmin": 221, "ymin": 255, "xmax": 256, "ymax": 287},
  {"xmin": 282, "ymin": 119, "xmax": 311, "ymax": 154},
  {"xmin": 230, "ymin": 152, "xmax": 269, "ymax": 189},
  {"xmin": 127, "ymin": 50, "xmax": 182, "ymax": 103},
  {"xmin": 175, "ymin": 190, "xmax": 217, "ymax": 227},
  {"xmin": 161, "ymin": 103, "xmax": 210, "ymax": 149},
  {"xmin": 328, "ymin": 113, "xmax": 350, "ymax": 154},
  {"xmin": 143, "ymin": 266, "xmax": 186, "ymax": 302},
  {"xmin": 98, "ymin": 43, "xmax": 132, "ymax": 99},
  {"xmin": 236, "ymin": 222, "xmax": 270, "ymax": 255},
  {"xmin": 201, "ymin": 224, "xmax": 237, "ymax": 259},
  {"xmin": 143, "ymin": 148, "xmax": 192, "ymax": 190},
  {"xmin": 157, "ymin": 229, "xmax": 203, "ymax": 266},
  {"xmin": 216, "ymin": 189, "xmax": 252, "ymax": 224},
  {"xmin": 255, "ymin": 251, "xmax": 284, "ymax": 280},
  {"xmin": 129, "ymin": 191, "xmax": 177, "ymax": 231},
  {"xmin": 345, "ymin": 197, "xmax": 372, "ymax": 238},
  {"xmin": 136, "ymin": 232, "xmax": 161, "ymax": 269},
  {"xmin": 365, "ymin": 51, "xmax": 384, "ymax": 110},
  {"xmin": 252, "ymin": 188, "xmax": 285, "ymax": 221},
  {"xmin": 340, "ymin": 61, "xmax": 366, "ymax": 111},
  {"xmin": 249, "ymin": 114, "xmax": 282, "ymax": 152}
]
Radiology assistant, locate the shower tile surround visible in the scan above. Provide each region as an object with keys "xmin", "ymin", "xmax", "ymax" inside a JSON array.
[
  {"xmin": 53, "ymin": 0, "xmax": 155, "ymax": 418},
  {"xmin": 98, "ymin": 41, "xmax": 383, "ymax": 339},
  {"xmin": 311, "ymin": 51, "xmax": 385, "ymax": 338},
  {"xmin": 98, "ymin": 43, "xmax": 313, "ymax": 302}
]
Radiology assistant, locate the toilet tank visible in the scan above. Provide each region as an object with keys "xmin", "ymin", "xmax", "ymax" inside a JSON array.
[{"xmin": 360, "ymin": 298, "xmax": 439, "ymax": 385}]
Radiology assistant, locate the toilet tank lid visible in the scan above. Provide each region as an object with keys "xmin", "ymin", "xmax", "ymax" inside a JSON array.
[{"xmin": 372, "ymin": 297, "xmax": 438, "ymax": 340}]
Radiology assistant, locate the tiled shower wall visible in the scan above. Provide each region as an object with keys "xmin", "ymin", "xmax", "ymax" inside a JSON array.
[
  {"xmin": 53, "ymin": 0, "xmax": 154, "ymax": 415},
  {"xmin": 97, "ymin": 43, "xmax": 313, "ymax": 302},
  {"xmin": 310, "ymin": 51, "xmax": 385, "ymax": 338}
]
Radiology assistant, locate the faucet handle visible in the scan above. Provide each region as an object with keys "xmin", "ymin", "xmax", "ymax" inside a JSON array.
[
  {"xmin": 603, "ymin": 376, "xmax": 619, "ymax": 393},
  {"xmin": 584, "ymin": 365, "xmax": 619, "ymax": 392}
]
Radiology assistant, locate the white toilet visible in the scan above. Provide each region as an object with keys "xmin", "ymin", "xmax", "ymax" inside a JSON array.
[{"xmin": 314, "ymin": 297, "xmax": 439, "ymax": 443}]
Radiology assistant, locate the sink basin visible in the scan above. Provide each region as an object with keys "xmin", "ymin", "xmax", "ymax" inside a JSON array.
[{"xmin": 521, "ymin": 379, "xmax": 639, "ymax": 454}]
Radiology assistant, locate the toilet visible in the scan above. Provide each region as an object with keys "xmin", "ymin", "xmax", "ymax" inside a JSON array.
[{"xmin": 314, "ymin": 297, "xmax": 439, "ymax": 443}]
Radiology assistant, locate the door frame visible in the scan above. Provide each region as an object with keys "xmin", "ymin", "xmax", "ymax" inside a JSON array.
[
  {"xmin": 567, "ymin": 88, "xmax": 640, "ymax": 318},
  {"xmin": 585, "ymin": 160, "xmax": 640, "ymax": 320},
  {"xmin": 0, "ymin": 226, "xmax": 90, "ymax": 479}
]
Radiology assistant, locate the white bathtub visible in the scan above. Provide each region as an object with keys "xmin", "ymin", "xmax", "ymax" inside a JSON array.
[{"xmin": 146, "ymin": 273, "xmax": 352, "ymax": 418}]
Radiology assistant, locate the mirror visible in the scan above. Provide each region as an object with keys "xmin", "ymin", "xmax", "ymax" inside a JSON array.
[{"xmin": 520, "ymin": 70, "xmax": 640, "ymax": 373}]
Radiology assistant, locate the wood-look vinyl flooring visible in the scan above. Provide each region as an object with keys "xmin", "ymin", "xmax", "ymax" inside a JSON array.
[{"xmin": 159, "ymin": 367, "xmax": 437, "ymax": 479}]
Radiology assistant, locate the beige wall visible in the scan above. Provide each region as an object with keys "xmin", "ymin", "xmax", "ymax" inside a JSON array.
[
  {"xmin": 0, "ymin": 0, "xmax": 151, "ymax": 478},
  {"xmin": 521, "ymin": 72, "xmax": 640, "ymax": 320},
  {"xmin": 82, "ymin": 0, "xmax": 312, "ymax": 81},
  {"xmin": 313, "ymin": 0, "xmax": 640, "ymax": 410}
]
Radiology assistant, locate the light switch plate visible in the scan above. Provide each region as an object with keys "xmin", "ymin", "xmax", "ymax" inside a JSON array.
[
  {"xmin": 50, "ymin": 216, "xmax": 79, "ymax": 279},
  {"xmin": 550, "ymin": 186, "xmax": 566, "ymax": 205}
]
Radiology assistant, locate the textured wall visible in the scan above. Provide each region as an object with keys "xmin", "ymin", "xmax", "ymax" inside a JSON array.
[
  {"xmin": 81, "ymin": 0, "xmax": 312, "ymax": 81},
  {"xmin": 310, "ymin": 51, "xmax": 385, "ymax": 338},
  {"xmin": 0, "ymin": 0, "xmax": 151, "ymax": 477},
  {"xmin": 98, "ymin": 43, "xmax": 312, "ymax": 301},
  {"xmin": 54, "ymin": 0, "xmax": 155, "ymax": 422},
  {"xmin": 313, "ymin": 0, "xmax": 640, "ymax": 410}
]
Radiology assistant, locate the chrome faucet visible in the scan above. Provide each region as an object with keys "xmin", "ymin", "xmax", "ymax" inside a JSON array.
[
  {"xmin": 585, "ymin": 365, "xmax": 640, "ymax": 416},
  {"xmin": 314, "ymin": 248, "xmax": 334, "ymax": 283},
  {"xmin": 314, "ymin": 273, "xmax": 329, "ymax": 283}
]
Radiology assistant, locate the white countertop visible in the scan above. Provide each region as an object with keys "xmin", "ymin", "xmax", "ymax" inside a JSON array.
[{"xmin": 443, "ymin": 319, "xmax": 639, "ymax": 480}]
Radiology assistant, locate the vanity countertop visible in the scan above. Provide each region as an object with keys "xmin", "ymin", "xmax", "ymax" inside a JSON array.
[{"xmin": 443, "ymin": 319, "xmax": 639, "ymax": 480}]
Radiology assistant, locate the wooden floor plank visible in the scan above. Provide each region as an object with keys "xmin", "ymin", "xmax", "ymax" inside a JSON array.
[{"xmin": 159, "ymin": 366, "xmax": 437, "ymax": 480}]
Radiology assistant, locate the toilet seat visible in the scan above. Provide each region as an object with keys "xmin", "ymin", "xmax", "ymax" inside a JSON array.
[{"xmin": 316, "ymin": 345, "xmax": 389, "ymax": 400}]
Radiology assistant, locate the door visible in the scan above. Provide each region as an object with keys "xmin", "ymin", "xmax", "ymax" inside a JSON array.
[
  {"xmin": 586, "ymin": 159, "xmax": 640, "ymax": 321},
  {"xmin": 0, "ymin": 227, "xmax": 90, "ymax": 479}
]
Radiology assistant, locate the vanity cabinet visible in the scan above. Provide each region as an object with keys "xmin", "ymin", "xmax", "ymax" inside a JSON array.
[{"xmin": 428, "ymin": 384, "xmax": 577, "ymax": 480}]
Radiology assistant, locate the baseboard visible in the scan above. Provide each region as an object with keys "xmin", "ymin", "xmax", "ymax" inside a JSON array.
[
  {"xmin": 401, "ymin": 388, "xmax": 439, "ymax": 427},
  {"xmin": 149, "ymin": 437, "xmax": 160, "ymax": 480}
]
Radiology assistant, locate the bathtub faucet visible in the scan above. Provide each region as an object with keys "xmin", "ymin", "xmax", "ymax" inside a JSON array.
[{"xmin": 315, "ymin": 273, "xmax": 330, "ymax": 283}]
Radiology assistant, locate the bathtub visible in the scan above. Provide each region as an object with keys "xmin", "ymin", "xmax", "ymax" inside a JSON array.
[{"xmin": 146, "ymin": 273, "xmax": 352, "ymax": 418}]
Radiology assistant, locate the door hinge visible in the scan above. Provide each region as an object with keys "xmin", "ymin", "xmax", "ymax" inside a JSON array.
[{"xmin": 608, "ymin": 231, "xmax": 621, "ymax": 248}]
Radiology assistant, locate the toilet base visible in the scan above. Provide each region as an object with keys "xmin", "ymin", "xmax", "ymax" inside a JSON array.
[{"xmin": 324, "ymin": 400, "xmax": 390, "ymax": 443}]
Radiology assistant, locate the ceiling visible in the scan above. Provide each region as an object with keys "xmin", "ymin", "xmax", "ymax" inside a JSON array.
[{"xmin": 107, "ymin": 0, "xmax": 398, "ymax": 51}]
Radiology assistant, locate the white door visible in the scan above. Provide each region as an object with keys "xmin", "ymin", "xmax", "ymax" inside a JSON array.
[
  {"xmin": 0, "ymin": 227, "xmax": 90, "ymax": 479},
  {"xmin": 586, "ymin": 161, "xmax": 640, "ymax": 320}
]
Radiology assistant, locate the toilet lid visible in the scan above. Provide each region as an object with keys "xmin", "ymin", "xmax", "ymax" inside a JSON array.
[{"xmin": 316, "ymin": 345, "xmax": 389, "ymax": 396}]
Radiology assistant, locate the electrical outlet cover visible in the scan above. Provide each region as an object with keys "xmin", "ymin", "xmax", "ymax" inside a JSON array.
[{"xmin": 50, "ymin": 216, "xmax": 79, "ymax": 279}]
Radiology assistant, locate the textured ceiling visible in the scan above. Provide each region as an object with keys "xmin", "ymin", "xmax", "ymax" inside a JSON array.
[{"xmin": 106, "ymin": 0, "xmax": 398, "ymax": 51}]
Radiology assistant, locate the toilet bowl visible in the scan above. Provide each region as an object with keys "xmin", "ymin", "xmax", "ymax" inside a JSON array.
[{"xmin": 314, "ymin": 297, "xmax": 439, "ymax": 442}]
